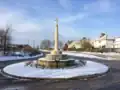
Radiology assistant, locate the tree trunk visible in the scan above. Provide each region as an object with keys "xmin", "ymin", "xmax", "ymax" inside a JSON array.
[{"xmin": 3, "ymin": 36, "xmax": 6, "ymax": 55}]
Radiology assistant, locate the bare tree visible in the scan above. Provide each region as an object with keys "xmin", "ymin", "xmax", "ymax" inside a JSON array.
[
  {"xmin": 0, "ymin": 25, "xmax": 12, "ymax": 55},
  {"xmin": 80, "ymin": 37, "xmax": 94, "ymax": 51},
  {"xmin": 52, "ymin": 40, "xmax": 63, "ymax": 49},
  {"xmin": 100, "ymin": 33, "xmax": 106, "ymax": 38},
  {"xmin": 59, "ymin": 41, "xmax": 63, "ymax": 49},
  {"xmin": 40, "ymin": 39, "xmax": 52, "ymax": 49},
  {"xmin": 82, "ymin": 37, "xmax": 87, "ymax": 40},
  {"xmin": 67, "ymin": 40, "xmax": 73, "ymax": 44}
]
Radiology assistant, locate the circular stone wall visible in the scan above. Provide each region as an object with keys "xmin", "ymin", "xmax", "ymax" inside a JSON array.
[
  {"xmin": 38, "ymin": 59, "xmax": 76, "ymax": 68},
  {"xmin": 2, "ymin": 60, "xmax": 109, "ymax": 79}
]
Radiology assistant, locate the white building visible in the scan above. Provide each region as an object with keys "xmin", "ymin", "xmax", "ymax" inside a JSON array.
[
  {"xmin": 92, "ymin": 34, "xmax": 114, "ymax": 48},
  {"xmin": 68, "ymin": 41, "xmax": 82, "ymax": 49},
  {"xmin": 68, "ymin": 33, "xmax": 120, "ymax": 49},
  {"xmin": 114, "ymin": 37, "xmax": 120, "ymax": 48}
]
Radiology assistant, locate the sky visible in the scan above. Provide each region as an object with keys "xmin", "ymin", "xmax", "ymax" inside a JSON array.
[{"xmin": 0, "ymin": 0, "xmax": 120, "ymax": 46}]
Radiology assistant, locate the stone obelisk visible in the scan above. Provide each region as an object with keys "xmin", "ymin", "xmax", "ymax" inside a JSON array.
[
  {"xmin": 54, "ymin": 18, "xmax": 59, "ymax": 51},
  {"xmin": 51, "ymin": 18, "xmax": 59, "ymax": 55}
]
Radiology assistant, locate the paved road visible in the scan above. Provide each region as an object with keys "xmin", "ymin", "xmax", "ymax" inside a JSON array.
[{"xmin": 0, "ymin": 56, "xmax": 120, "ymax": 90}]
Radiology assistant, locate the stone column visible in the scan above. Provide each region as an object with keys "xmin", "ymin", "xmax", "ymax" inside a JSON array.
[{"xmin": 54, "ymin": 18, "xmax": 59, "ymax": 51}]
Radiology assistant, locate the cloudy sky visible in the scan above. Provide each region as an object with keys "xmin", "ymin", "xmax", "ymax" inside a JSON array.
[{"xmin": 0, "ymin": 0, "xmax": 120, "ymax": 46}]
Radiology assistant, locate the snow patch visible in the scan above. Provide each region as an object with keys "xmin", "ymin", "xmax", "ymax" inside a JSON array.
[
  {"xmin": 3, "ymin": 60, "xmax": 109, "ymax": 79},
  {"xmin": 63, "ymin": 52, "xmax": 104, "ymax": 59},
  {"xmin": 0, "ymin": 53, "xmax": 43, "ymax": 61}
]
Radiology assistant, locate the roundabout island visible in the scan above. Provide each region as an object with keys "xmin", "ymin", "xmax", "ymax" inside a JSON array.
[{"xmin": 1, "ymin": 18, "xmax": 109, "ymax": 80}]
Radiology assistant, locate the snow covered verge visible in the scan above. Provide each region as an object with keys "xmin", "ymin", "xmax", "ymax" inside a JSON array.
[
  {"xmin": 0, "ymin": 53, "xmax": 43, "ymax": 61},
  {"xmin": 63, "ymin": 52, "xmax": 105, "ymax": 59},
  {"xmin": 40, "ymin": 49, "xmax": 120, "ymax": 56},
  {"xmin": 41, "ymin": 50, "xmax": 119, "ymax": 60},
  {"xmin": 40, "ymin": 50, "xmax": 104, "ymax": 59},
  {"xmin": 3, "ymin": 60, "xmax": 109, "ymax": 79},
  {"xmin": 82, "ymin": 52, "xmax": 120, "ymax": 56}
]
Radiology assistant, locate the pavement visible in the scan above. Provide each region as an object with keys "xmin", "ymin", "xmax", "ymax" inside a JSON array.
[{"xmin": 0, "ymin": 54, "xmax": 120, "ymax": 90}]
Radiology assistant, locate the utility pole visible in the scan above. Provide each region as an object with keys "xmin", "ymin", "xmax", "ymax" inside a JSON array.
[
  {"xmin": 28, "ymin": 40, "xmax": 30, "ymax": 45},
  {"xmin": 33, "ymin": 40, "xmax": 35, "ymax": 48}
]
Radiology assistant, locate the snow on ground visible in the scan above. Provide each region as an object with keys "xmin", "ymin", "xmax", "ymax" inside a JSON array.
[
  {"xmin": 0, "ymin": 53, "xmax": 43, "ymax": 61},
  {"xmin": 40, "ymin": 50, "xmax": 105, "ymax": 59},
  {"xmin": 0, "ymin": 51, "xmax": 105, "ymax": 61},
  {"xmin": 40, "ymin": 50, "xmax": 107, "ymax": 59},
  {"xmin": 82, "ymin": 52, "xmax": 120, "ymax": 56},
  {"xmin": 40, "ymin": 49, "xmax": 120, "ymax": 56},
  {"xmin": 63, "ymin": 52, "xmax": 104, "ymax": 59},
  {"xmin": 3, "ymin": 61, "xmax": 109, "ymax": 79},
  {"xmin": 81, "ymin": 52, "xmax": 120, "ymax": 60}
]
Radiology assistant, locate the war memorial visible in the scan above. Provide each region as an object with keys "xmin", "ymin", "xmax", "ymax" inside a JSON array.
[{"xmin": 0, "ymin": 19, "xmax": 109, "ymax": 80}]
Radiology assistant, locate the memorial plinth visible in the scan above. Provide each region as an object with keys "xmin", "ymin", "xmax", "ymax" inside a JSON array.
[
  {"xmin": 38, "ymin": 54, "xmax": 76, "ymax": 68},
  {"xmin": 37, "ymin": 18, "xmax": 81, "ymax": 68}
]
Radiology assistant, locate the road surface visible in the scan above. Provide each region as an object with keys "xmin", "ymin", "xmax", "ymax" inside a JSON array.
[{"xmin": 0, "ymin": 55, "xmax": 120, "ymax": 90}]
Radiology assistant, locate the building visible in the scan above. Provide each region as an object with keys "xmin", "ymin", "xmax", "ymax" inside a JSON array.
[
  {"xmin": 68, "ymin": 33, "xmax": 120, "ymax": 52},
  {"xmin": 114, "ymin": 37, "xmax": 120, "ymax": 48},
  {"xmin": 68, "ymin": 41, "xmax": 82, "ymax": 49},
  {"xmin": 68, "ymin": 39, "xmax": 91, "ymax": 49},
  {"xmin": 92, "ymin": 34, "xmax": 114, "ymax": 48},
  {"xmin": 91, "ymin": 33, "xmax": 120, "ymax": 52}
]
